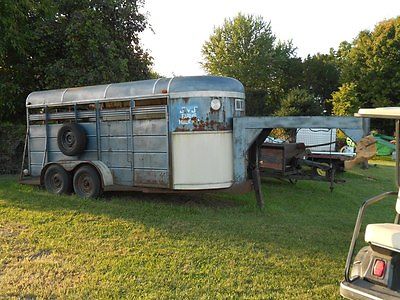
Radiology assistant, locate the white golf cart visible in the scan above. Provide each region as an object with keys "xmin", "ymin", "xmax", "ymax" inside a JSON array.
[{"xmin": 340, "ymin": 107, "xmax": 400, "ymax": 300}]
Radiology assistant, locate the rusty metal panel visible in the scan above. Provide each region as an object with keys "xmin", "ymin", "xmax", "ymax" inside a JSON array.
[
  {"xmin": 133, "ymin": 136, "xmax": 167, "ymax": 153},
  {"xmin": 29, "ymin": 136, "xmax": 97, "ymax": 152},
  {"xmin": 100, "ymin": 137, "xmax": 129, "ymax": 151},
  {"xmin": 110, "ymin": 167, "xmax": 132, "ymax": 185},
  {"xmin": 29, "ymin": 125, "xmax": 47, "ymax": 138},
  {"xmin": 30, "ymin": 165, "xmax": 42, "ymax": 176},
  {"xmin": 30, "ymin": 123, "xmax": 96, "ymax": 138},
  {"xmin": 100, "ymin": 121, "xmax": 130, "ymax": 136},
  {"xmin": 260, "ymin": 147, "xmax": 284, "ymax": 171},
  {"xmin": 168, "ymin": 97, "xmax": 235, "ymax": 132},
  {"xmin": 50, "ymin": 151, "xmax": 97, "ymax": 162},
  {"xmin": 134, "ymin": 153, "xmax": 168, "ymax": 170},
  {"xmin": 30, "ymin": 150, "xmax": 98, "ymax": 170},
  {"xmin": 132, "ymin": 119, "xmax": 167, "ymax": 136},
  {"xmin": 99, "ymin": 128, "xmax": 168, "ymax": 152},
  {"xmin": 133, "ymin": 169, "xmax": 169, "ymax": 187},
  {"xmin": 101, "ymin": 152, "xmax": 131, "ymax": 168}
]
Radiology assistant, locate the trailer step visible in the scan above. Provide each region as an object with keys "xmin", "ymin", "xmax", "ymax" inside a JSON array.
[{"xmin": 19, "ymin": 177, "xmax": 40, "ymax": 186}]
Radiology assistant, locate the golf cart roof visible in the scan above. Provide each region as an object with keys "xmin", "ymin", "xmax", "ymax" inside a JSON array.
[{"xmin": 356, "ymin": 107, "xmax": 400, "ymax": 119}]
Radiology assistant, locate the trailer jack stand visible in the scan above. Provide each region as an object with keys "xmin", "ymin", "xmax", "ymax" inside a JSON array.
[{"xmin": 252, "ymin": 167, "xmax": 265, "ymax": 210}]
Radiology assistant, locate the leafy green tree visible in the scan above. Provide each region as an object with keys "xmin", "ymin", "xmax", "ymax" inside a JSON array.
[
  {"xmin": 336, "ymin": 17, "xmax": 400, "ymax": 108},
  {"xmin": 302, "ymin": 53, "xmax": 340, "ymax": 113},
  {"xmin": 0, "ymin": 0, "xmax": 52, "ymax": 121},
  {"xmin": 275, "ymin": 88, "xmax": 322, "ymax": 117},
  {"xmin": 330, "ymin": 82, "xmax": 360, "ymax": 116},
  {"xmin": 201, "ymin": 13, "xmax": 296, "ymax": 115},
  {"xmin": 0, "ymin": 0, "xmax": 152, "ymax": 122}
]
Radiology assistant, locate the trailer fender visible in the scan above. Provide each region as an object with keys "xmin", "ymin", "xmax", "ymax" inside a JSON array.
[
  {"xmin": 89, "ymin": 161, "xmax": 113, "ymax": 187},
  {"xmin": 40, "ymin": 161, "xmax": 113, "ymax": 188}
]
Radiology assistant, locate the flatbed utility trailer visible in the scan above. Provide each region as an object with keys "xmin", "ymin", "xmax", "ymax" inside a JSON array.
[
  {"xmin": 307, "ymin": 151, "xmax": 355, "ymax": 173},
  {"xmin": 296, "ymin": 127, "xmax": 356, "ymax": 173},
  {"xmin": 259, "ymin": 142, "xmax": 338, "ymax": 187},
  {"xmin": 20, "ymin": 76, "xmax": 368, "ymax": 208}
]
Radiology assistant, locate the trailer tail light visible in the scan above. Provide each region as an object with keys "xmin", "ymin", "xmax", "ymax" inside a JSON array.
[{"xmin": 372, "ymin": 259, "xmax": 386, "ymax": 278}]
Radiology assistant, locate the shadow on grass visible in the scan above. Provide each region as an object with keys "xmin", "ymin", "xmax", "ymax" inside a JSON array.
[
  {"xmin": 1, "ymin": 171, "xmax": 391, "ymax": 259},
  {"xmin": 102, "ymin": 190, "xmax": 243, "ymax": 208}
]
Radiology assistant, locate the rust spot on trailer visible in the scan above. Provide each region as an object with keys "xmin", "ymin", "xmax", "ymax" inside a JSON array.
[
  {"xmin": 175, "ymin": 127, "xmax": 190, "ymax": 132},
  {"xmin": 175, "ymin": 118, "xmax": 232, "ymax": 132}
]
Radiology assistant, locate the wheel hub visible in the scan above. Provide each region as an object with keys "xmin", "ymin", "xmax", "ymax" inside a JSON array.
[
  {"xmin": 63, "ymin": 131, "xmax": 76, "ymax": 149},
  {"xmin": 79, "ymin": 175, "xmax": 92, "ymax": 194}
]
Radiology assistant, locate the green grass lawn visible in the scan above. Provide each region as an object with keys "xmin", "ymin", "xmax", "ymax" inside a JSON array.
[{"xmin": 0, "ymin": 160, "xmax": 398, "ymax": 299}]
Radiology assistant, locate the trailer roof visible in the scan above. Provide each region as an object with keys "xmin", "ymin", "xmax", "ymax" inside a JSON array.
[
  {"xmin": 356, "ymin": 107, "xmax": 400, "ymax": 119},
  {"xmin": 26, "ymin": 76, "xmax": 245, "ymax": 107}
]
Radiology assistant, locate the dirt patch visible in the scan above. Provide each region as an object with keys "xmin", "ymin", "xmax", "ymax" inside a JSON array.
[{"xmin": 28, "ymin": 249, "xmax": 52, "ymax": 261}]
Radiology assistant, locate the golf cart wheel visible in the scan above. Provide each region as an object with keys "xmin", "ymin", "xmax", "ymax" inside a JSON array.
[
  {"xmin": 57, "ymin": 123, "xmax": 87, "ymax": 156},
  {"xmin": 73, "ymin": 165, "xmax": 102, "ymax": 198},
  {"xmin": 44, "ymin": 164, "xmax": 72, "ymax": 195}
]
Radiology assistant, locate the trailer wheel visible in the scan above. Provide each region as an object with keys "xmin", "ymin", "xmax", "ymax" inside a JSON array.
[
  {"xmin": 73, "ymin": 165, "xmax": 102, "ymax": 198},
  {"xmin": 57, "ymin": 123, "xmax": 87, "ymax": 156},
  {"xmin": 44, "ymin": 165, "xmax": 72, "ymax": 195}
]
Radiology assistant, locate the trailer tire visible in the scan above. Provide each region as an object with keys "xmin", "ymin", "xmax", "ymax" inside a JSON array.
[
  {"xmin": 44, "ymin": 165, "xmax": 72, "ymax": 195},
  {"xmin": 57, "ymin": 123, "xmax": 87, "ymax": 156},
  {"xmin": 73, "ymin": 165, "xmax": 102, "ymax": 198}
]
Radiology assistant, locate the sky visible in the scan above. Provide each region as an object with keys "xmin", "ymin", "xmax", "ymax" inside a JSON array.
[{"xmin": 141, "ymin": 0, "xmax": 400, "ymax": 77}]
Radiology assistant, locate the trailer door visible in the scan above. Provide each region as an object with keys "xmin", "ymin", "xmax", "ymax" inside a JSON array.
[{"xmin": 131, "ymin": 98, "xmax": 170, "ymax": 188}]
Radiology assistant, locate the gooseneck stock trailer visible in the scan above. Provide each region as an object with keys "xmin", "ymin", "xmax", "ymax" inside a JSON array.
[{"xmin": 20, "ymin": 76, "xmax": 368, "ymax": 207}]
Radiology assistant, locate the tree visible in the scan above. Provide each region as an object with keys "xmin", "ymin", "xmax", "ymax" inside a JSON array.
[
  {"xmin": 201, "ymin": 13, "xmax": 297, "ymax": 115},
  {"xmin": 0, "ymin": 0, "xmax": 152, "ymax": 122},
  {"xmin": 0, "ymin": 0, "xmax": 52, "ymax": 121},
  {"xmin": 302, "ymin": 53, "xmax": 340, "ymax": 113},
  {"xmin": 275, "ymin": 88, "xmax": 322, "ymax": 117},
  {"xmin": 330, "ymin": 83, "xmax": 360, "ymax": 116},
  {"xmin": 336, "ymin": 17, "xmax": 400, "ymax": 109}
]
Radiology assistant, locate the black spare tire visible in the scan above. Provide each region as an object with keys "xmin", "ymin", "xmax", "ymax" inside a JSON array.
[{"xmin": 57, "ymin": 123, "xmax": 87, "ymax": 156}]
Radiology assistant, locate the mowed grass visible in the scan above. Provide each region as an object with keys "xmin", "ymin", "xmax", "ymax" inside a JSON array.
[{"xmin": 0, "ymin": 160, "xmax": 398, "ymax": 299}]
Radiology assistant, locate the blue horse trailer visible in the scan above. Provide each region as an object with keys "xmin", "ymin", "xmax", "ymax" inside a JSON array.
[
  {"xmin": 20, "ymin": 75, "xmax": 367, "ymax": 206},
  {"xmin": 21, "ymin": 76, "xmax": 245, "ymax": 197}
]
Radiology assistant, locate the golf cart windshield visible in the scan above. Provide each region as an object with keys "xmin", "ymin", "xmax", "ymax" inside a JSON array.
[{"xmin": 357, "ymin": 107, "xmax": 400, "ymax": 187}]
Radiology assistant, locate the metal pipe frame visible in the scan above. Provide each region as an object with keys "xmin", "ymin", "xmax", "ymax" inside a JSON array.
[
  {"xmin": 19, "ymin": 122, "xmax": 29, "ymax": 180},
  {"xmin": 26, "ymin": 107, "xmax": 31, "ymax": 175},
  {"xmin": 95, "ymin": 101, "xmax": 101, "ymax": 160},
  {"xmin": 41, "ymin": 106, "xmax": 48, "ymax": 167},
  {"xmin": 344, "ymin": 191, "xmax": 397, "ymax": 282},
  {"xmin": 130, "ymin": 99, "xmax": 135, "ymax": 184},
  {"xmin": 396, "ymin": 120, "xmax": 400, "ymax": 188}
]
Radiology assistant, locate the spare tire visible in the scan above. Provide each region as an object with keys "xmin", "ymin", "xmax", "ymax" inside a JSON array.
[{"xmin": 57, "ymin": 123, "xmax": 87, "ymax": 156}]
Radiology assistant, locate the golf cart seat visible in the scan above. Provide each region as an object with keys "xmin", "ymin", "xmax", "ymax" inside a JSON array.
[
  {"xmin": 365, "ymin": 223, "xmax": 400, "ymax": 251},
  {"xmin": 364, "ymin": 190, "xmax": 400, "ymax": 251}
]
